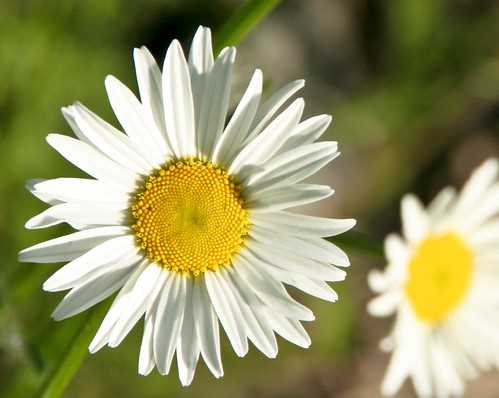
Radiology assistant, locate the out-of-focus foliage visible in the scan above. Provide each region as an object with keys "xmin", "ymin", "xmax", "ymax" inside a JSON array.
[{"xmin": 0, "ymin": 1, "xmax": 498, "ymax": 397}]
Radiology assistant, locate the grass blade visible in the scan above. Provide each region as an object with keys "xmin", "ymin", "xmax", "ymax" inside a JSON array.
[{"xmin": 214, "ymin": 0, "xmax": 283, "ymax": 52}]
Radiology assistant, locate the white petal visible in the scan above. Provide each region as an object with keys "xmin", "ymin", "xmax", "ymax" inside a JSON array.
[
  {"xmin": 25, "ymin": 202, "xmax": 127, "ymax": 230},
  {"xmin": 19, "ymin": 226, "xmax": 129, "ymax": 263},
  {"xmin": 248, "ymin": 240, "xmax": 345, "ymax": 282},
  {"xmin": 46, "ymin": 134, "xmax": 138, "ymax": 190},
  {"xmin": 379, "ymin": 335, "xmax": 395, "ymax": 352},
  {"xmin": 469, "ymin": 220, "xmax": 499, "ymax": 247},
  {"xmin": 230, "ymin": 98, "xmax": 304, "ymax": 175},
  {"xmin": 245, "ymin": 141, "xmax": 339, "ymax": 192},
  {"xmin": 89, "ymin": 260, "xmax": 149, "ymax": 353},
  {"xmin": 427, "ymin": 186, "xmax": 456, "ymax": 220},
  {"xmin": 108, "ymin": 264, "xmax": 165, "ymax": 348},
  {"xmin": 401, "ymin": 194, "xmax": 428, "ymax": 244},
  {"xmin": 367, "ymin": 269, "xmax": 390, "ymax": 293},
  {"xmin": 367, "ymin": 291, "xmax": 400, "ymax": 317},
  {"xmin": 459, "ymin": 184, "xmax": 499, "ymax": 231},
  {"xmin": 294, "ymin": 278, "xmax": 338, "ymax": 302},
  {"xmin": 236, "ymin": 252, "xmax": 314, "ymax": 320},
  {"xmin": 61, "ymin": 106, "xmax": 88, "ymax": 145},
  {"xmin": 384, "ymin": 233, "xmax": 409, "ymax": 264},
  {"xmin": 248, "ymin": 183, "xmax": 334, "ymax": 212},
  {"xmin": 453, "ymin": 158, "xmax": 499, "ymax": 217},
  {"xmin": 133, "ymin": 46, "xmax": 168, "ymax": 142},
  {"xmin": 302, "ymin": 236, "xmax": 351, "ymax": 267},
  {"xmin": 65, "ymin": 102, "xmax": 153, "ymax": 173},
  {"xmin": 154, "ymin": 274, "xmax": 186, "ymax": 375},
  {"xmin": 193, "ymin": 277, "xmax": 223, "ymax": 378},
  {"xmin": 279, "ymin": 114, "xmax": 332, "ymax": 153},
  {"xmin": 52, "ymin": 265, "xmax": 133, "ymax": 321},
  {"xmin": 430, "ymin": 338, "xmax": 464, "ymax": 397},
  {"xmin": 263, "ymin": 312, "xmax": 311, "ymax": 348},
  {"xmin": 189, "ymin": 26, "xmax": 214, "ymax": 128},
  {"xmin": 212, "ymin": 69, "xmax": 263, "ymax": 166},
  {"xmin": 105, "ymin": 75, "xmax": 167, "ymax": 165},
  {"xmin": 249, "ymin": 227, "xmax": 348, "ymax": 266},
  {"xmin": 138, "ymin": 302, "xmax": 156, "ymax": 376},
  {"xmin": 177, "ymin": 278, "xmax": 200, "ymax": 387},
  {"xmin": 252, "ymin": 211, "xmax": 356, "ymax": 237},
  {"xmin": 204, "ymin": 270, "xmax": 248, "ymax": 357},
  {"xmin": 43, "ymin": 235, "xmax": 138, "ymax": 292},
  {"xmin": 369, "ymin": 241, "xmax": 406, "ymax": 302},
  {"xmin": 197, "ymin": 47, "xmax": 236, "ymax": 158},
  {"xmin": 246, "ymin": 79, "xmax": 305, "ymax": 142},
  {"xmin": 226, "ymin": 267, "xmax": 278, "ymax": 358},
  {"xmin": 26, "ymin": 178, "xmax": 129, "ymax": 206},
  {"xmin": 411, "ymin": 350, "xmax": 432, "ymax": 398},
  {"xmin": 268, "ymin": 267, "xmax": 338, "ymax": 302},
  {"xmin": 25, "ymin": 178, "xmax": 60, "ymax": 205},
  {"xmin": 163, "ymin": 40, "xmax": 196, "ymax": 157},
  {"xmin": 381, "ymin": 346, "xmax": 412, "ymax": 396},
  {"xmin": 189, "ymin": 26, "xmax": 214, "ymax": 81}
]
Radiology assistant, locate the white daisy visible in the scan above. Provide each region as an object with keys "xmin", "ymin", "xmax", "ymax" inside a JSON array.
[
  {"xmin": 19, "ymin": 26, "xmax": 355, "ymax": 386},
  {"xmin": 368, "ymin": 158, "xmax": 499, "ymax": 397}
]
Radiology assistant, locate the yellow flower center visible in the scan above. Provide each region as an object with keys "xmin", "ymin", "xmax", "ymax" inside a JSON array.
[
  {"xmin": 131, "ymin": 158, "xmax": 249, "ymax": 276},
  {"xmin": 405, "ymin": 232, "xmax": 473, "ymax": 324}
]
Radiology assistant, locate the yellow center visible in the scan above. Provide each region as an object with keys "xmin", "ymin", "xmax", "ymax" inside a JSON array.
[
  {"xmin": 131, "ymin": 158, "xmax": 249, "ymax": 276},
  {"xmin": 405, "ymin": 232, "xmax": 473, "ymax": 324}
]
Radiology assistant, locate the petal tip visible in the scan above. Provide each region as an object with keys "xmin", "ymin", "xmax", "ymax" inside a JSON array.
[
  {"xmin": 104, "ymin": 74, "xmax": 118, "ymax": 89},
  {"xmin": 88, "ymin": 342, "xmax": 99, "ymax": 354},
  {"xmin": 346, "ymin": 218, "xmax": 357, "ymax": 230},
  {"xmin": 294, "ymin": 97, "xmax": 305, "ymax": 108},
  {"xmin": 42, "ymin": 280, "xmax": 53, "ymax": 292},
  {"xmin": 61, "ymin": 105, "xmax": 72, "ymax": 115},
  {"xmin": 170, "ymin": 39, "xmax": 182, "ymax": 52},
  {"xmin": 17, "ymin": 249, "xmax": 29, "ymax": 262},
  {"xmin": 51, "ymin": 310, "xmax": 64, "ymax": 322},
  {"xmin": 179, "ymin": 375, "xmax": 194, "ymax": 387},
  {"xmin": 25, "ymin": 178, "xmax": 42, "ymax": 192},
  {"xmin": 24, "ymin": 216, "xmax": 39, "ymax": 230},
  {"xmin": 45, "ymin": 133, "xmax": 60, "ymax": 145},
  {"xmin": 295, "ymin": 79, "xmax": 305, "ymax": 87}
]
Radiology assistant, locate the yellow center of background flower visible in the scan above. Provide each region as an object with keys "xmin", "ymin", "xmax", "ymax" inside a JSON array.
[
  {"xmin": 405, "ymin": 233, "xmax": 473, "ymax": 324},
  {"xmin": 131, "ymin": 159, "xmax": 249, "ymax": 276}
]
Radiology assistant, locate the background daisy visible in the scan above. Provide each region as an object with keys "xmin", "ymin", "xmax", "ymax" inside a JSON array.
[{"xmin": 368, "ymin": 159, "xmax": 499, "ymax": 397}]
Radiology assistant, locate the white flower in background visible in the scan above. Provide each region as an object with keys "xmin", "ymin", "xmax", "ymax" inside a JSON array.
[
  {"xmin": 368, "ymin": 159, "xmax": 499, "ymax": 397},
  {"xmin": 19, "ymin": 26, "xmax": 355, "ymax": 385}
]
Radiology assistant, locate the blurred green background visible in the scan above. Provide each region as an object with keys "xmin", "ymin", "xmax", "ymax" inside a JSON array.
[{"xmin": 1, "ymin": 0, "xmax": 499, "ymax": 397}]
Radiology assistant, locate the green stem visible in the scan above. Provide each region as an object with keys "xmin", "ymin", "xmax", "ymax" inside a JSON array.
[
  {"xmin": 37, "ymin": 305, "xmax": 107, "ymax": 398},
  {"xmin": 35, "ymin": 3, "xmax": 286, "ymax": 398},
  {"xmin": 214, "ymin": 0, "xmax": 283, "ymax": 52}
]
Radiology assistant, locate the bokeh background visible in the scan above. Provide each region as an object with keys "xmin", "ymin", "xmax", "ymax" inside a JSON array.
[{"xmin": 1, "ymin": 0, "xmax": 499, "ymax": 397}]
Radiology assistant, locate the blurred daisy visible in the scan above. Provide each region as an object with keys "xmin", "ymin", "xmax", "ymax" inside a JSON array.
[
  {"xmin": 368, "ymin": 159, "xmax": 499, "ymax": 397},
  {"xmin": 19, "ymin": 26, "xmax": 355, "ymax": 385}
]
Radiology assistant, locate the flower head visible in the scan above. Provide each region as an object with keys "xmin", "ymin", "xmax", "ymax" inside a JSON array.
[
  {"xmin": 19, "ymin": 26, "xmax": 355, "ymax": 385},
  {"xmin": 368, "ymin": 159, "xmax": 499, "ymax": 397}
]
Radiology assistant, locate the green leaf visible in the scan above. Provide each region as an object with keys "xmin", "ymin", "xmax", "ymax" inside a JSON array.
[{"xmin": 214, "ymin": 0, "xmax": 282, "ymax": 52}]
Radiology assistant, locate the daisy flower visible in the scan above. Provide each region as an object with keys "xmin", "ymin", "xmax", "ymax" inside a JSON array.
[
  {"xmin": 368, "ymin": 159, "xmax": 499, "ymax": 397},
  {"xmin": 19, "ymin": 26, "xmax": 355, "ymax": 385}
]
